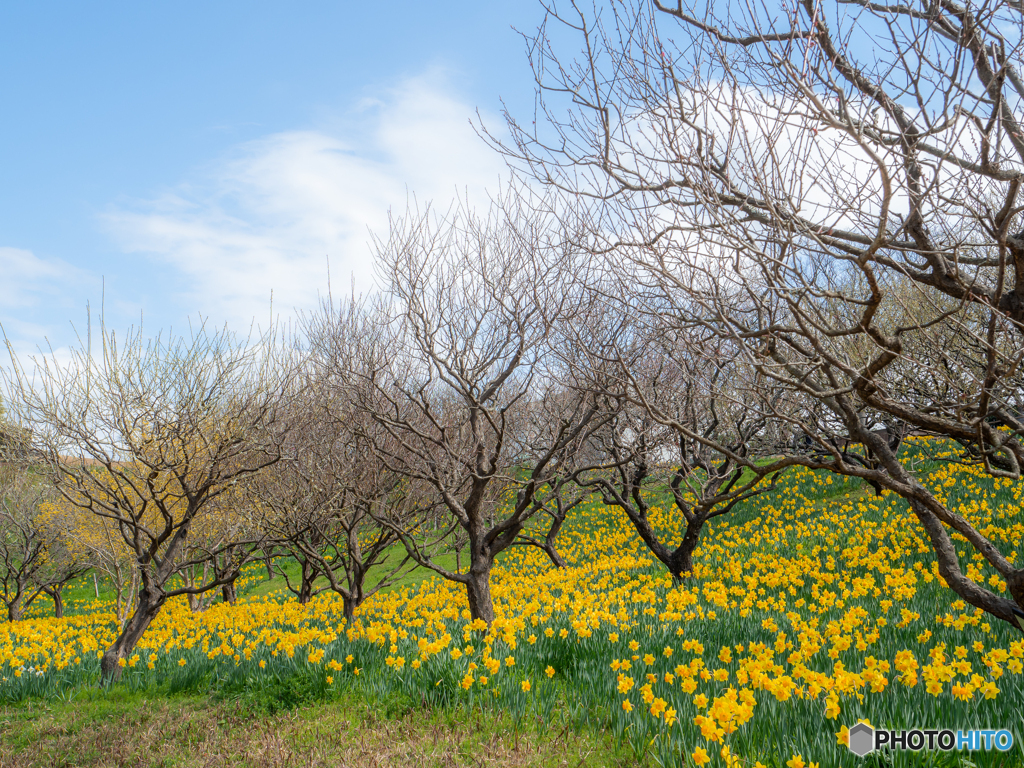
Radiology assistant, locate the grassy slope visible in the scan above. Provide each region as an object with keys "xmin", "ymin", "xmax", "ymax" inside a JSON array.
[
  {"xmin": 41, "ymin": 533, "xmax": 524, "ymax": 618},
  {"xmin": 242, "ymin": 549, "xmax": 464, "ymax": 601},
  {"xmin": 27, "ymin": 547, "xmax": 465, "ymax": 619}
]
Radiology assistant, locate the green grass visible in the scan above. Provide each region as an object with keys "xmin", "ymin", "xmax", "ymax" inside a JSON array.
[
  {"xmin": 0, "ymin": 687, "xmax": 628, "ymax": 768},
  {"xmin": 242, "ymin": 548, "xmax": 463, "ymax": 601}
]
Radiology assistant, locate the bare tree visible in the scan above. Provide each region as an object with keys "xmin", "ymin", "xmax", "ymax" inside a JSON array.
[
  {"xmin": 576, "ymin": 325, "xmax": 789, "ymax": 580},
  {"xmin": 3, "ymin": 321, "xmax": 295, "ymax": 677},
  {"xmin": 29, "ymin": 500, "xmax": 89, "ymax": 619},
  {"xmin": 504, "ymin": 382, "xmax": 604, "ymax": 569},
  {"xmin": 0, "ymin": 468, "xmax": 86, "ymax": 621},
  {"xmin": 357, "ymin": 201, "xmax": 606, "ymax": 624},
  {"xmin": 0, "ymin": 467, "xmax": 57, "ymax": 621},
  {"xmin": 175, "ymin": 487, "xmax": 255, "ymax": 612},
  {"xmin": 493, "ymin": 0, "xmax": 1024, "ymax": 630},
  {"xmin": 506, "ymin": 473, "xmax": 583, "ymax": 569},
  {"xmin": 252, "ymin": 334, "xmax": 420, "ymax": 623}
]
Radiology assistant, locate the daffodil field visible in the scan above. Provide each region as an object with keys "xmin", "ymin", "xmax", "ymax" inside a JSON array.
[{"xmin": 2, "ymin": 441, "xmax": 1023, "ymax": 767}]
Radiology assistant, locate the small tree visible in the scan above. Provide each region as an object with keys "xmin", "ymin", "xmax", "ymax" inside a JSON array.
[
  {"xmin": 173, "ymin": 494, "xmax": 251, "ymax": 612},
  {"xmin": 358, "ymin": 201, "xmax": 606, "ymax": 623},
  {"xmin": 252, "ymin": 342, "xmax": 420, "ymax": 623},
  {"xmin": 30, "ymin": 499, "xmax": 89, "ymax": 618},
  {"xmin": 4, "ymin": 321, "xmax": 294, "ymax": 677},
  {"xmin": 576, "ymin": 329, "xmax": 788, "ymax": 580},
  {"xmin": 0, "ymin": 467, "xmax": 55, "ymax": 621}
]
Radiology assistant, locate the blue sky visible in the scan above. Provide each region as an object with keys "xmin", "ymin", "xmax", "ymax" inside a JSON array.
[{"xmin": 0, "ymin": 1, "xmax": 541, "ymax": 355}]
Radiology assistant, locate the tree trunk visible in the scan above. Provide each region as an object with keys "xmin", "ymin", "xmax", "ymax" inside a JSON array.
[
  {"xmin": 7, "ymin": 598, "xmax": 23, "ymax": 622},
  {"xmin": 48, "ymin": 587, "xmax": 65, "ymax": 619},
  {"xmin": 908, "ymin": 496, "xmax": 1024, "ymax": 633},
  {"xmin": 465, "ymin": 561, "xmax": 494, "ymax": 624},
  {"xmin": 1007, "ymin": 571, "xmax": 1024, "ymax": 617},
  {"xmin": 543, "ymin": 511, "xmax": 567, "ymax": 568},
  {"xmin": 620, "ymin": 498, "xmax": 702, "ymax": 582},
  {"xmin": 184, "ymin": 562, "xmax": 211, "ymax": 613},
  {"xmin": 343, "ymin": 594, "xmax": 356, "ymax": 625},
  {"xmin": 221, "ymin": 581, "xmax": 237, "ymax": 605},
  {"xmin": 297, "ymin": 561, "xmax": 316, "ymax": 605},
  {"xmin": 100, "ymin": 589, "xmax": 166, "ymax": 681},
  {"xmin": 666, "ymin": 517, "xmax": 704, "ymax": 581},
  {"xmin": 542, "ymin": 541, "xmax": 567, "ymax": 569},
  {"xmin": 93, "ymin": 572, "xmax": 100, "ymax": 598},
  {"xmin": 264, "ymin": 553, "xmax": 275, "ymax": 580}
]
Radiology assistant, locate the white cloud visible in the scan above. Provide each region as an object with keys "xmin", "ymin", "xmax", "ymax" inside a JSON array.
[
  {"xmin": 0, "ymin": 247, "xmax": 93, "ymax": 355},
  {"xmin": 104, "ymin": 70, "xmax": 507, "ymax": 330},
  {"xmin": 0, "ymin": 247, "xmax": 73, "ymax": 308}
]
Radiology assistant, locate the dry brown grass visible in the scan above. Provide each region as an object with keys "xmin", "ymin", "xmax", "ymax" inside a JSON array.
[{"xmin": 0, "ymin": 693, "xmax": 625, "ymax": 768}]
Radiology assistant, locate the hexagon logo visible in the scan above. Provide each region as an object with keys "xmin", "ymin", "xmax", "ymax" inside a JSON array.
[{"xmin": 848, "ymin": 722, "xmax": 875, "ymax": 757}]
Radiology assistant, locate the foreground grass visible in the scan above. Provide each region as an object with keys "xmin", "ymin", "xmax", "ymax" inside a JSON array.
[{"xmin": 0, "ymin": 689, "xmax": 624, "ymax": 768}]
